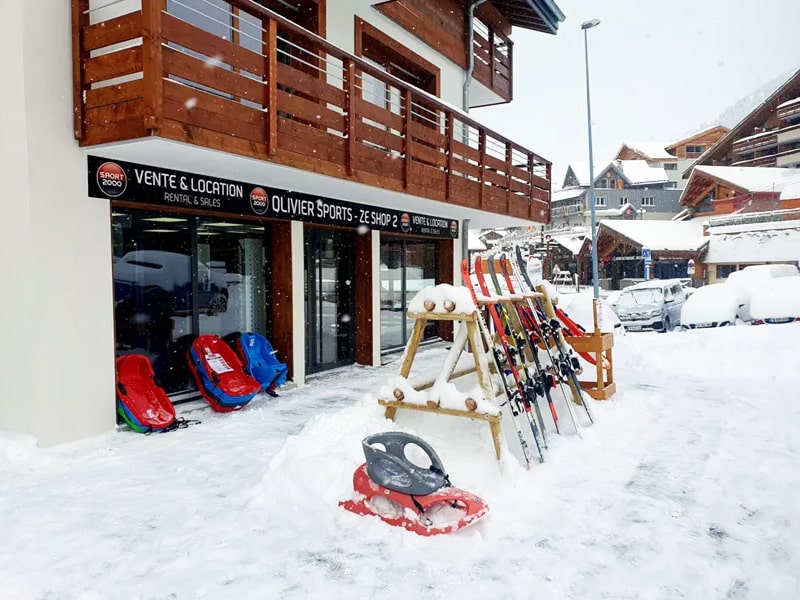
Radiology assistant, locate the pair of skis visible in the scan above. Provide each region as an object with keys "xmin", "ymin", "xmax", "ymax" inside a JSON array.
[{"xmin": 462, "ymin": 251, "xmax": 596, "ymax": 466}]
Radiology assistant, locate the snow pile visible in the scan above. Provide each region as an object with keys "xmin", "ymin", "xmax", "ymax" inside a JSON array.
[
  {"xmin": 407, "ymin": 284, "xmax": 476, "ymax": 315},
  {"xmin": 3, "ymin": 328, "xmax": 800, "ymax": 598}
]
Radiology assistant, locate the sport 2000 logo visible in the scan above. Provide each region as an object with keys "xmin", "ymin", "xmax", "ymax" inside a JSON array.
[
  {"xmin": 250, "ymin": 186, "xmax": 269, "ymax": 215},
  {"xmin": 96, "ymin": 162, "xmax": 127, "ymax": 198}
]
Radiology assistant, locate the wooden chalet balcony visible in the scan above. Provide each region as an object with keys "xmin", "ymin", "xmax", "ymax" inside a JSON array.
[
  {"xmin": 471, "ymin": 19, "xmax": 513, "ymax": 102},
  {"xmin": 777, "ymin": 98, "xmax": 800, "ymax": 122},
  {"xmin": 72, "ymin": 0, "xmax": 551, "ymax": 223},
  {"xmin": 732, "ymin": 130, "xmax": 778, "ymax": 155}
]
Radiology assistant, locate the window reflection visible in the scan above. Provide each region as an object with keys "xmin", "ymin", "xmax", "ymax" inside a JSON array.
[{"xmin": 380, "ymin": 239, "xmax": 438, "ymax": 351}]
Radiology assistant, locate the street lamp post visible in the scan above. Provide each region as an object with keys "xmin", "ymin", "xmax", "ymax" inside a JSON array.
[{"xmin": 582, "ymin": 18, "xmax": 601, "ymax": 302}]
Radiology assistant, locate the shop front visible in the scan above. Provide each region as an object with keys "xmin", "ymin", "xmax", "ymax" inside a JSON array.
[{"xmin": 91, "ymin": 155, "xmax": 460, "ymax": 401}]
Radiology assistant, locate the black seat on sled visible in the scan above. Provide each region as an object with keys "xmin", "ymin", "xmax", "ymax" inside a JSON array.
[{"xmin": 363, "ymin": 432, "xmax": 451, "ymax": 496}]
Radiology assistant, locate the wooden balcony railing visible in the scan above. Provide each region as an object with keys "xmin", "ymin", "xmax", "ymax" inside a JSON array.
[
  {"xmin": 472, "ymin": 19, "xmax": 513, "ymax": 102},
  {"xmin": 732, "ymin": 131, "xmax": 777, "ymax": 155},
  {"xmin": 72, "ymin": 0, "xmax": 551, "ymax": 223}
]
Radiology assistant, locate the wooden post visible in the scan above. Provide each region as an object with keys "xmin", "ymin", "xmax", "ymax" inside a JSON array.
[
  {"xmin": 344, "ymin": 59, "xmax": 356, "ymax": 176},
  {"xmin": 505, "ymin": 142, "xmax": 513, "ymax": 213},
  {"xmin": 402, "ymin": 89, "xmax": 412, "ymax": 190},
  {"xmin": 72, "ymin": 0, "xmax": 90, "ymax": 141},
  {"xmin": 527, "ymin": 153, "xmax": 535, "ymax": 219},
  {"xmin": 266, "ymin": 17, "xmax": 278, "ymax": 155},
  {"xmin": 478, "ymin": 129, "xmax": 486, "ymax": 208},
  {"xmin": 445, "ymin": 110, "xmax": 454, "ymax": 201},
  {"xmin": 141, "ymin": 0, "xmax": 164, "ymax": 134}
]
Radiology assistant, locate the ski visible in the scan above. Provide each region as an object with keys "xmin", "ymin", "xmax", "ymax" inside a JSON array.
[
  {"xmin": 514, "ymin": 246, "xmax": 594, "ymax": 424},
  {"xmin": 474, "ymin": 256, "xmax": 545, "ymax": 461},
  {"xmin": 461, "ymin": 258, "xmax": 538, "ymax": 468},
  {"xmin": 496, "ymin": 255, "xmax": 561, "ymax": 435},
  {"xmin": 485, "ymin": 255, "xmax": 551, "ymax": 443}
]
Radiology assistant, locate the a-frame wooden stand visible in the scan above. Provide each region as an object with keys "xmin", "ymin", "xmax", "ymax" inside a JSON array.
[{"xmin": 378, "ymin": 310, "xmax": 504, "ymax": 460}]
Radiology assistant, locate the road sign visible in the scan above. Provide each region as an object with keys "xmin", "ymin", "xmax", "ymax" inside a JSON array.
[{"xmin": 642, "ymin": 247, "xmax": 651, "ymax": 260}]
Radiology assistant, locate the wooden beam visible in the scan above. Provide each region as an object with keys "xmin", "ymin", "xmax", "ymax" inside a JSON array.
[
  {"xmin": 141, "ymin": 0, "xmax": 164, "ymax": 134},
  {"xmin": 72, "ymin": 0, "xmax": 89, "ymax": 140},
  {"xmin": 266, "ymin": 18, "xmax": 278, "ymax": 155}
]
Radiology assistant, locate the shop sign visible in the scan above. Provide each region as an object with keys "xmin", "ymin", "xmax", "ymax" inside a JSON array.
[{"xmin": 88, "ymin": 156, "xmax": 459, "ymax": 239}]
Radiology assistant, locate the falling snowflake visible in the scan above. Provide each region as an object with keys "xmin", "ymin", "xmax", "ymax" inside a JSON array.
[
  {"xmin": 357, "ymin": 225, "xmax": 369, "ymax": 235},
  {"xmin": 205, "ymin": 55, "xmax": 224, "ymax": 69},
  {"xmin": 184, "ymin": 97, "xmax": 198, "ymax": 109},
  {"xmin": 340, "ymin": 314, "xmax": 352, "ymax": 323}
]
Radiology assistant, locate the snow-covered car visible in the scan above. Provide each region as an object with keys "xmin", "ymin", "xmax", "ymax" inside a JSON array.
[
  {"xmin": 614, "ymin": 279, "xmax": 688, "ymax": 332},
  {"xmin": 114, "ymin": 250, "xmax": 229, "ymax": 316},
  {"xmin": 749, "ymin": 276, "xmax": 800, "ymax": 325},
  {"xmin": 680, "ymin": 283, "xmax": 739, "ymax": 329},
  {"xmin": 724, "ymin": 264, "xmax": 799, "ymax": 322}
]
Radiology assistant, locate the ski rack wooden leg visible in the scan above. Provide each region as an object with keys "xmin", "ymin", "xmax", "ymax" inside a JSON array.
[{"xmin": 379, "ymin": 310, "xmax": 505, "ymax": 460}]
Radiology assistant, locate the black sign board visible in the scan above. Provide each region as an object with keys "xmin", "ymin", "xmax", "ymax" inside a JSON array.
[{"xmin": 88, "ymin": 156, "xmax": 459, "ymax": 239}]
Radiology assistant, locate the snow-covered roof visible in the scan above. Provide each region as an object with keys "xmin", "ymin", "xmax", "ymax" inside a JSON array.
[
  {"xmin": 692, "ymin": 166, "xmax": 800, "ymax": 199},
  {"xmin": 777, "ymin": 96, "xmax": 800, "ymax": 110},
  {"xmin": 552, "ymin": 187, "xmax": 584, "ymax": 202},
  {"xmin": 468, "ymin": 230, "xmax": 487, "ymax": 251},
  {"xmin": 550, "ymin": 233, "xmax": 586, "ymax": 255},
  {"xmin": 618, "ymin": 142, "xmax": 674, "ymax": 160},
  {"xmin": 566, "ymin": 159, "xmax": 668, "ymax": 187},
  {"xmin": 600, "ymin": 220, "xmax": 707, "ymax": 252},
  {"xmin": 616, "ymin": 160, "xmax": 669, "ymax": 186},
  {"xmin": 565, "ymin": 160, "xmax": 612, "ymax": 186},
  {"xmin": 705, "ymin": 225, "xmax": 800, "ymax": 264}
]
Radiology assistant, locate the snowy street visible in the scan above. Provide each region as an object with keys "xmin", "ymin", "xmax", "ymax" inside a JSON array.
[{"xmin": 2, "ymin": 323, "xmax": 800, "ymax": 599}]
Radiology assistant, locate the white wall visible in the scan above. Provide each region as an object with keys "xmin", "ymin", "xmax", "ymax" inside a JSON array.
[
  {"xmin": 0, "ymin": 2, "xmax": 118, "ymax": 445},
  {"xmin": 327, "ymin": 0, "xmax": 466, "ymax": 111}
]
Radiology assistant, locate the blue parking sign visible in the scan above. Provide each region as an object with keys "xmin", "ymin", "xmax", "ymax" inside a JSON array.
[{"xmin": 642, "ymin": 247, "xmax": 651, "ymax": 259}]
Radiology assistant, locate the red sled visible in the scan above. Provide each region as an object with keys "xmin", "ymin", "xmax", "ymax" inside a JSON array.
[
  {"xmin": 115, "ymin": 354, "xmax": 176, "ymax": 433},
  {"xmin": 187, "ymin": 335, "xmax": 261, "ymax": 412},
  {"xmin": 339, "ymin": 432, "xmax": 488, "ymax": 536}
]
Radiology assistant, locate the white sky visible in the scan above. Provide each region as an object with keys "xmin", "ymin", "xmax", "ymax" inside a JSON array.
[{"xmin": 477, "ymin": 0, "xmax": 800, "ymax": 186}]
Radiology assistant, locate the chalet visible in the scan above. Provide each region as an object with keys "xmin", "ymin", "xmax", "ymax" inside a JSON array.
[
  {"xmin": 615, "ymin": 126, "xmax": 729, "ymax": 190},
  {"xmin": 685, "ymin": 69, "xmax": 800, "ymax": 173},
  {"xmin": 551, "ymin": 159, "xmax": 680, "ymax": 228},
  {"xmin": 576, "ymin": 221, "xmax": 706, "ymax": 289},
  {"xmin": 2, "ymin": 0, "xmax": 564, "ymax": 445}
]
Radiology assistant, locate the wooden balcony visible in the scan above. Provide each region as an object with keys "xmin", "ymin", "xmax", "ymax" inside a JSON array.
[
  {"xmin": 471, "ymin": 19, "xmax": 513, "ymax": 102},
  {"xmin": 72, "ymin": 0, "xmax": 551, "ymax": 223}
]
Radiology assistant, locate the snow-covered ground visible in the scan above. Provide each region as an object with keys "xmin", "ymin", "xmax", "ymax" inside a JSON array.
[{"xmin": 3, "ymin": 323, "xmax": 800, "ymax": 599}]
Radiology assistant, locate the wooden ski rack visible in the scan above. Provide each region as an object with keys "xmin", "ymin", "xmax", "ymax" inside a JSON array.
[
  {"xmin": 537, "ymin": 287, "xmax": 616, "ymax": 401},
  {"xmin": 378, "ymin": 309, "xmax": 504, "ymax": 460}
]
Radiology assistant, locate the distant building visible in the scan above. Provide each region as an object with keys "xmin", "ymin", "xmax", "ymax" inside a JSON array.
[
  {"xmin": 615, "ymin": 126, "xmax": 729, "ymax": 190},
  {"xmin": 551, "ymin": 159, "xmax": 681, "ymax": 228},
  {"xmin": 685, "ymin": 68, "xmax": 800, "ymax": 172}
]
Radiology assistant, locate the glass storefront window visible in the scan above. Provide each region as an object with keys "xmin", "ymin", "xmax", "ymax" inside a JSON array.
[
  {"xmin": 380, "ymin": 239, "xmax": 438, "ymax": 351},
  {"xmin": 112, "ymin": 209, "xmax": 271, "ymax": 396}
]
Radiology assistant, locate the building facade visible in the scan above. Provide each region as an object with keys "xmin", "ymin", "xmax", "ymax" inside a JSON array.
[{"xmin": 1, "ymin": 0, "xmax": 563, "ymax": 445}]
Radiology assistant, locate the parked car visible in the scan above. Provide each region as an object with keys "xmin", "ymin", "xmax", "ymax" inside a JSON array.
[
  {"xmin": 613, "ymin": 279, "xmax": 688, "ymax": 332},
  {"xmin": 680, "ymin": 283, "xmax": 740, "ymax": 329},
  {"xmin": 724, "ymin": 264, "xmax": 799, "ymax": 322},
  {"xmin": 749, "ymin": 276, "xmax": 800, "ymax": 325},
  {"xmin": 114, "ymin": 250, "xmax": 229, "ymax": 316}
]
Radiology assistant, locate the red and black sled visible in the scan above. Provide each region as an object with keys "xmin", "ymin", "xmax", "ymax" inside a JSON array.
[{"xmin": 339, "ymin": 432, "xmax": 488, "ymax": 536}]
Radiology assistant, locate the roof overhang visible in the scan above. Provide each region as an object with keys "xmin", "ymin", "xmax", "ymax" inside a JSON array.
[{"xmin": 489, "ymin": 0, "xmax": 565, "ymax": 34}]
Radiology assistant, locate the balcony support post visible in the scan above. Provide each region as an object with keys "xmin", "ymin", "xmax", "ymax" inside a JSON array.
[
  {"xmin": 478, "ymin": 129, "xmax": 486, "ymax": 208},
  {"xmin": 266, "ymin": 18, "xmax": 278, "ymax": 155},
  {"xmin": 344, "ymin": 59, "xmax": 356, "ymax": 176},
  {"xmin": 527, "ymin": 153, "xmax": 535, "ymax": 219},
  {"xmin": 402, "ymin": 89, "xmax": 412, "ymax": 190},
  {"xmin": 445, "ymin": 110, "xmax": 454, "ymax": 201},
  {"xmin": 142, "ymin": 0, "xmax": 164, "ymax": 135},
  {"xmin": 72, "ymin": 0, "xmax": 89, "ymax": 140},
  {"xmin": 505, "ymin": 141, "xmax": 512, "ymax": 213}
]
